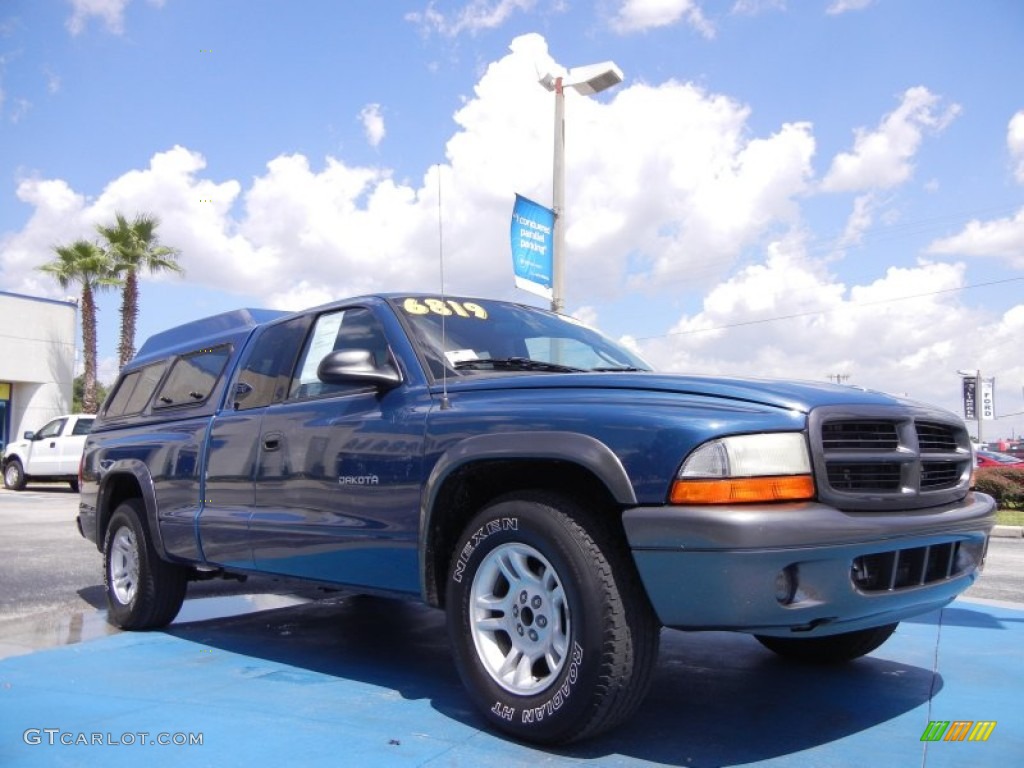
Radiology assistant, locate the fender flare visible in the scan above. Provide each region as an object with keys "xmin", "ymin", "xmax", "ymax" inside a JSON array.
[
  {"xmin": 418, "ymin": 431, "xmax": 637, "ymax": 601},
  {"xmin": 96, "ymin": 459, "xmax": 169, "ymax": 558}
]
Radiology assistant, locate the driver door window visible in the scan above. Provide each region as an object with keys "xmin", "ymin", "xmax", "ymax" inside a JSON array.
[
  {"xmin": 290, "ymin": 308, "xmax": 391, "ymax": 399},
  {"xmin": 36, "ymin": 419, "xmax": 67, "ymax": 439}
]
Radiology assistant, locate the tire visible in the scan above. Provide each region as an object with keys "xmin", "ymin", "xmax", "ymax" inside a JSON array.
[
  {"xmin": 103, "ymin": 499, "xmax": 188, "ymax": 630},
  {"xmin": 445, "ymin": 491, "xmax": 660, "ymax": 745},
  {"xmin": 3, "ymin": 459, "xmax": 26, "ymax": 490},
  {"xmin": 68, "ymin": 478, "xmax": 80, "ymax": 493},
  {"xmin": 755, "ymin": 623, "xmax": 898, "ymax": 664}
]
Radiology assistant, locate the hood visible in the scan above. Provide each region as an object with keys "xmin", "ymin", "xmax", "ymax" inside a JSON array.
[{"xmin": 441, "ymin": 371, "xmax": 941, "ymax": 415}]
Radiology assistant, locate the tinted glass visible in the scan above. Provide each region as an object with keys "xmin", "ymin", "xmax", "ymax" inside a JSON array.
[
  {"xmin": 390, "ymin": 296, "xmax": 651, "ymax": 378},
  {"xmin": 234, "ymin": 316, "xmax": 311, "ymax": 410},
  {"xmin": 154, "ymin": 346, "xmax": 231, "ymax": 408},
  {"xmin": 71, "ymin": 418, "xmax": 94, "ymax": 435},
  {"xmin": 290, "ymin": 308, "xmax": 390, "ymax": 399},
  {"xmin": 37, "ymin": 418, "xmax": 66, "ymax": 439},
  {"xmin": 104, "ymin": 361, "xmax": 168, "ymax": 417}
]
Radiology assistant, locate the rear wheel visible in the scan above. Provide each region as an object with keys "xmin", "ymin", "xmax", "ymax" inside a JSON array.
[
  {"xmin": 103, "ymin": 499, "xmax": 188, "ymax": 629},
  {"xmin": 755, "ymin": 623, "xmax": 899, "ymax": 664},
  {"xmin": 445, "ymin": 491, "xmax": 660, "ymax": 745},
  {"xmin": 3, "ymin": 459, "xmax": 26, "ymax": 490}
]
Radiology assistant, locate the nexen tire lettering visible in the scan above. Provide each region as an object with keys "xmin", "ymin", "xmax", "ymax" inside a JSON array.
[{"xmin": 451, "ymin": 517, "xmax": 518, "ymax": 583}]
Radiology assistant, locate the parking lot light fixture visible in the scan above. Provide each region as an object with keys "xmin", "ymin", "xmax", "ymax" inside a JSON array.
[{"xmin": 539, "ymin": 61, "xmax": 624, "ymax": 314}]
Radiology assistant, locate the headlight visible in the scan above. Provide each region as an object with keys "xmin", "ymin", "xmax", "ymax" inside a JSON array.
[{"xmin": 670, "ymin": 433, "xmax": 814, "ymax": 504}]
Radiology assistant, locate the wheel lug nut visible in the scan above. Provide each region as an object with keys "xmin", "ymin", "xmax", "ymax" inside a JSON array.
[
  {"xmin": 517, "ymin": 625, "xmax": 524, "ymax": 636},
  {"xmin": 537, "ymin": 615, "xmax": 547, "ymax": 628},
  {"xmin": 531, "ymin": 596, "xmax": 542, "ymax": 609},
  {"xmin": 529, "ymin": 629, "xmax": 538, "ymax": 641},
  {"xmin": 520, "ymin": 591, "xmax": 528, "ymax": 604},
  {"xmin": 512, "ymin": 605, "xmax": 519, "ymax": 617}
]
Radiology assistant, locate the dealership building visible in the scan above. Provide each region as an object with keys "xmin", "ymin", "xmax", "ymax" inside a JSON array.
[{"xmin": 0, "ymin": 290, "xmax": 78, "ymax": 451}]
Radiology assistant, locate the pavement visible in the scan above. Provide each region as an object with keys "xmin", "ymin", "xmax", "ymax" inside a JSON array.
[{"xmin": 1, "ymin": 589, "xmax": 1021, "ymax": 767}]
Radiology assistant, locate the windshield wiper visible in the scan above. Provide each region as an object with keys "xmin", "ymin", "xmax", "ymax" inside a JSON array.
[
  {"xmin": 453, "ymin": 357, "xmax": 584, "ymax": 373},
  {"xmin": 589, "ymin": 366, "xmax": 649, "ymax": 372}
]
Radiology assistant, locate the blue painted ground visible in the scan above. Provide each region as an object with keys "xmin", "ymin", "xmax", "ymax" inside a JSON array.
[{"xmin": 1, "ymin": 594, "xmax": 1021, "ymax": 767}]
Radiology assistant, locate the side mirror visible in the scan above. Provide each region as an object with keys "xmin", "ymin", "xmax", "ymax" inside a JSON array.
[
  {"xmin": 24, "ymin": 431, "xmax": 35, "ymax": 440},
  {"xmin": 231, "ymin": 381, "xmax": 254, "ymax": 410},
  {"xmin": 317, "ymin": 349, "xmax": 401, "ymax": 390}
]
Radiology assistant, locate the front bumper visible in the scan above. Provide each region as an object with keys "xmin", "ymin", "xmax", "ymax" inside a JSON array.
[{"xmin": 622, "ymin": 492, "xmax": 996, "ymax": 636}]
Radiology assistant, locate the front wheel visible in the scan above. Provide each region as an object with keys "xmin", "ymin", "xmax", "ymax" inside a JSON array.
[
  {"xmin": 445, "ymin": 491, "xmax": 660, "ymax": 745},
  {"xmin": 103, "ymin": 499, "xmax": 188, "ymax": 629},
  {"xmin": 755, "ymin": 623, "xmax": 899, "ymax": 664},
  {"xmin": 3, "ymin": 459, "xmax": 26, "ymax": 490}
]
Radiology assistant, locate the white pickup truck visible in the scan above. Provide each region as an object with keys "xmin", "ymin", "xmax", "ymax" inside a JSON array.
[{"xmin": 2, "ymin": 414, "xmax": 94, "ymax": 492}]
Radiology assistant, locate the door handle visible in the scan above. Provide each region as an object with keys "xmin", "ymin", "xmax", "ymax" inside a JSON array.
[{"xmin": 263, "ymin": 434, "xmax": 281, "ymax": 451}]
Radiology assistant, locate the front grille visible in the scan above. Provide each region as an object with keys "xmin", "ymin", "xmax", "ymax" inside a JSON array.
[
  {"xmin": 851, "ymin": 539, "xmax": 985, "ymax": 592},
  {"xmin": 827, "ymin": 462, "xmax": 901, "ymax": 491},
  {"xmin": 822, "ymin": 421, "xmax": 898, "ymax": 451},
  {"xmin": 916, "ymin": 421, "xmax": 958, "ymax": 452},
  {"xmin": 921, "ymin": 462, "xmax": 961, "ymax": 488},
  {"xmin": 809, "ymin": 406, "xmax": 972, "ymax": 511}
]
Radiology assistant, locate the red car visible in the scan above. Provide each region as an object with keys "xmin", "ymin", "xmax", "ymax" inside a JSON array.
[{"xmin": 975, "ymin": 450, "xmax": 1024, "ymax": 468}]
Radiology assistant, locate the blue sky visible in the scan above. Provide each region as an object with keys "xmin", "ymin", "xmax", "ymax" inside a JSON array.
[{"xmin": 1, "ymin": 0, "xmax": 1023, "ymax": 439}]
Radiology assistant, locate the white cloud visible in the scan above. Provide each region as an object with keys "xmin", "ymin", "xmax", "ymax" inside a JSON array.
[
  {"xmin": 826, "ymin": 0, "xmax": 875, "ymax": 14},
  {"xmin": 836, "ymin": 193, "xmax": 876, "ymax": 251},
  {"xmin": 822, "ymin": 86, "xmax": 961, "ymax": 193},
  {"xmin": 926, "ymin": 207, "xmax": 1024, "ymax": 269},
  {"xmin": 66, "ymin": 0, "xmax": 131, "ymax": 36},
  {"xmin": 638, "ymin": 245, "xmax": 986, "ymax": 411},
  {"xmin": 359, "ymin": 103, "xmax": 386, "ymax": 148},
  {"xmin": 405, "ymin": 0, "xmax": 539, "ymax": 37},
  {"xmin": 611, "ymin": 0, "xmax": 715, "ymax": 37},
  {"xmin": 8, "ymin": 31, "xmax": 1021, "ymax": 420},
  {"xmin": 1, "ymin": 33, "xmax": 823, "ymax": 312},
  {"xmin": 1008, "ymin": 110, "xmax": 1024, "ymax": 184},
  {"xmin": 922, "ymin": 112, "xmax": 1024, "ymax": 269},
  {"xmin": 570, "ymin": 305, "xmax": 599, "ymax": 329},
  {"xmin": 45, "ymin": 68, "xmax": 61, "ymax": 94},
  {"xmin": 731, "ymin": 0, "xmax": 786, "ymax": 15},
  {"xmin": 8, "ymin": 96, "xmax": 30, "ymax": 123}
]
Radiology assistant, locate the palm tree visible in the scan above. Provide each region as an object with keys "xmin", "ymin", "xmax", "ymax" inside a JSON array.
[
  {"xmin": 38, "ymin": 240, "xmax": 119, "ymax": 414},
  {"xmin": 97, "ymin": 212, "xmax": 183, "ymax": 369}
]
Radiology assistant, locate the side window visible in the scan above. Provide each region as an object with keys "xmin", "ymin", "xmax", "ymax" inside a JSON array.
[
  {"xmin": 104, "ymin": 362, "xmax": 168, "ymax": 418},
  {"xmin": 71, "ymin": 418, "xmax": 94, "ymax": 436},
  {"xmin": 289, "ymin": 308, "xmax": 390, "ymax": 399},
  {"xmin": 154, "ymin": 346, "xmax": 232, "ymax": 409},
  {"xmin": 233, "ymin": 316, "xmax": 311, "ymax": 411},
  {"xmin": 37, "ymin": 418, "xmax": 67, "ymax": 439}
]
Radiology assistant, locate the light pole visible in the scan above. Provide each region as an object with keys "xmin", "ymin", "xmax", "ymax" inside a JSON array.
[{"xmin": 539, "ymin": 60, "xmax": 624, "ymax": 314}]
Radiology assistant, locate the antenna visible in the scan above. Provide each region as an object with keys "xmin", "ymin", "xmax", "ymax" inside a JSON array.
[{"xmin": 437, "ymin": 164, "xmax": 451, "ymax": 410}]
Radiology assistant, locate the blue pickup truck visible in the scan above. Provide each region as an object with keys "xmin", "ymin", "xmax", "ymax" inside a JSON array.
[{"xmin": 77, "ymin": 294, "xmax": 995, "ymax": 744}]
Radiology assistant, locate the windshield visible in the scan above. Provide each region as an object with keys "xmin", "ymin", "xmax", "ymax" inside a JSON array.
[{"xmin": 389, "ymin": 296, "xmax": 652, "ymax": 379}]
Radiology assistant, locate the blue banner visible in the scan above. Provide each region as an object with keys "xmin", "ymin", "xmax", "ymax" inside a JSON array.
[{"xmin": 510, "ymin": 194, "xmax": 554, "ymax": 299}]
